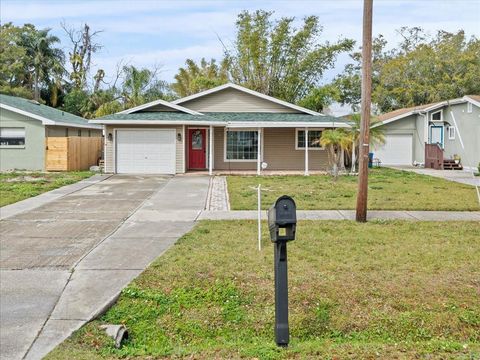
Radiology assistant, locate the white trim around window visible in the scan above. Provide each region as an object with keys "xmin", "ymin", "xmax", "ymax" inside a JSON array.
[
  {"xmin": 430, "ymin": 110, "xmax": 443, "ymax": 121},
  {"xmin": 0, "ymin": 127, "xmax": 26, "ymax": 147},
  {"xmin": 295, "ymin": 128, "xmax": 324, "ymax": 150},
  {"xmin": 448, "ymin": 126, "xmax": 456, "ymax": 140},
  {"xmin": 223, "ymin": 128, "xmax": 262, "ymax": 162}
]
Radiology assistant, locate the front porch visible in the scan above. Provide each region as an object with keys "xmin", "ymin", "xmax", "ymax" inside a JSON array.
[{"xmin": 184, "ymin": 125, "xmax": 337, "ymax": 176}]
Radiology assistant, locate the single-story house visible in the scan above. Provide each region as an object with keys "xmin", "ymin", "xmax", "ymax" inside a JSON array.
[
  {"xmin": 0, "ymin": 94, "xmax": 103, "ymax": 171},
  {"xmin": 372, "ymin": 95, "xmax": 480, "ymax": 171},
  {"xmin": 90, "ymin": 83, "xmax": 349, "ymax": 175}
]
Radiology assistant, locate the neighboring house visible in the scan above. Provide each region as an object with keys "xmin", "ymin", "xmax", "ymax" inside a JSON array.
[
  {"xmin": 0, "ymin": 94, "xmax": 103, "ymax": 171},
  {"xmin": 90, "ymin": 83, "xmax": 349, "ymax": 175},
  {"xmin": 372, "ymin": 95, "xmax": 480, "ymax": 171}
]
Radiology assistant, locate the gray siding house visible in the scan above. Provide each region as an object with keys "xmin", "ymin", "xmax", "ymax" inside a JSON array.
[
  {"xmin": 0, "ymin": 94, "xmax": 102, "ymax": 171},
  {"xmin": 372, "ymin": 95, "xmax": 480, "ymax": 171},
  {"xmin": 90, "ymin": 83, "xmax": 349, "ymax": 175}
]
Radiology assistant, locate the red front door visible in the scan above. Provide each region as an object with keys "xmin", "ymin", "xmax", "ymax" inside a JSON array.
[{"xmin": 188, "ymin": 129, "xmax": 206, "ymax": 169}]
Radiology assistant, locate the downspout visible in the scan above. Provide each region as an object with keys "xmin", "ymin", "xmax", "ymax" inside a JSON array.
[{"xmin": 103, "ymin": 125, "xmax": 107, "ymax": 173}]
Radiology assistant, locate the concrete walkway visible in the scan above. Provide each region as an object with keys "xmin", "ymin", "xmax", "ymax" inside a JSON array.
[
  {"xmin": 199, "ymin": 210, "xmax": 480, "ymax": 221},
  {"xmin": 0, "ymin": 175, "xmax": 210, "ymax": 360},
  {"xmin": 0, "ymin": 174, "xmax": 111, "ymax": 220},
  {"xmin": 390, "ymin": 166, "xmax": 480, "ymax": 187}
]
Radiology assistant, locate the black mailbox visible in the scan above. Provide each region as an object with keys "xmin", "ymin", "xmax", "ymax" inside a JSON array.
[
  {"xmin": 268, "ymin": 195, "xmax": 297, "ymax": 347},
  {"xmin": 268, "ymin": 195, "xmax": 297, "ymax": 242}
]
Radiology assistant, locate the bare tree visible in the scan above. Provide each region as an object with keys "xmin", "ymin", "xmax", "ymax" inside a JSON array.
[{"xmin": 61, "ymin": 22, "xmax": 103, "ymax": 89}]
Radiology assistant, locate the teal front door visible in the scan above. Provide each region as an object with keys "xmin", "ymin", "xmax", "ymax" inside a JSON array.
[{"xmin": 429, "ymin": 126, "xmax": 444, "ymax": 148}]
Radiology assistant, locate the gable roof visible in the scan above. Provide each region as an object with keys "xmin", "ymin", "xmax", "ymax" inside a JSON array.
[
  {"xmin": 375, "ymin": 95, "xmax": 480, "ymax": 127},
  {"xmin": 465, "ymin": 95, "xmax": 480, "ymax": 107},
  {"xmin": 118, "ymin": 98, "xmax": 202, "ymax": 115},
  {"xmin": 172, "ymin": 83, "xmax": 322, "ymax": 116},
  {"xmin": 91, "ymin": 111, "xmax": 350, "ymax": 128},
  {"xmin": 0, "ymin": 94, "xmax": 101, "ymax": 129},
  {"xmin": 377, "ymin": 102, "xmax": 437, "ymax": 122}
]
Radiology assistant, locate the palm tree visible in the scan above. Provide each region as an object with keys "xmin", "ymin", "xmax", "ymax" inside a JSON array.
[
  {"xmin": 345, "ymin": 114, "xmax": 386, "ymax": 173},
  {"xmin": 122, "ymin": 65, "xmax": 152, "ymax": 108},
  {"xmin": 319, "ymin": 129, "xmax": 350, "ymax": 180},
  {"xmin": 21, "ymin": 28, "xmax": 64, "ymax": 101}
]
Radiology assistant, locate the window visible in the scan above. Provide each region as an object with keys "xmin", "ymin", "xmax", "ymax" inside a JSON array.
[
  {"xmin": 225, "ymin": 130, "xmax": 258, "ymax": 161},
  {"xmin": 448, "ymin": 126, "xmax": 456, "ymax": 140},
  {"xmin": 0, "ymin": 127, "xmax": 25, "ymax": 146},
  {"xmin": 191, "ymin": 130, "xmax": 203, "ymax": 149},
  {"xmin": 431, "ymin": 110, "xmax": 442, "ymax": 121},
  {"xmin": 467, "ymin": 102, "xmax": 472, "ymax": 113},
  {"xmin": 65, "ymin": 128, "xmax": 69, "ymax": 136},
  {"xmin": 296, "ymin": 129, "xmax": 323, "ymax": 149},
  {"xmin": 77, "ymin": 129, "xmax": 82, "ymax": 137}
]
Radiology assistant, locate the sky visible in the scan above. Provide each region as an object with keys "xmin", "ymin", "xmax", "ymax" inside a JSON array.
[{"xmin": 1, "ymin": 0, "xmax": 479, "ymax": 108}]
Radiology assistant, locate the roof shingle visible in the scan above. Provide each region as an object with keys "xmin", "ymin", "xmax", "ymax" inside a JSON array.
[{"xmin": 0, "ymin": 94, "xmax": 96, "ymax": 127}]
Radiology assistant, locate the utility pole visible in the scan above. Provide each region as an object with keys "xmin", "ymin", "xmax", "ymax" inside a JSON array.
[{"xmin": 356, "ymin": 0, "xmax": 373, "ymax": 222}]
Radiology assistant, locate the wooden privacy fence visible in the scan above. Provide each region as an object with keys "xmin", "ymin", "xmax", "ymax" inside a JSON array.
[{"xmin": 46, "ymin": 136, "xmax": 103, "ymax": 171}]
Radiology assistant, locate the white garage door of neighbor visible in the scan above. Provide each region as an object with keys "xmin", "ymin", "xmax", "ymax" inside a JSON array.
[
  {"xmin": 116, "ymin": 129, "xmax": 176, "ymax": 174},
  {"xmin": 372, "ymin": 134, "xmax": 413, "ymax": 165}
]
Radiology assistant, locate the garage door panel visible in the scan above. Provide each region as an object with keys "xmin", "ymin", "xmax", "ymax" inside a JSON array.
[
  {"xmin": 372, "ymin": 134, "xmax": 412, "ymax": 165},
  {"xmin": 116, "ymin": 130, "xmax": 176, "ymax": 174}
]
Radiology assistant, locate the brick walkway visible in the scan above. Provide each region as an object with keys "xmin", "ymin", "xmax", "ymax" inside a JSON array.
[{"xmin": 207, "ymin": 176, "xmax": 230, "ymax": 211}]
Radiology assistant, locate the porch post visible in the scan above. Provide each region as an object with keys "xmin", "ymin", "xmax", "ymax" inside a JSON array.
[
  {"xmin": 304, "ymin": 128, "xmax": 309, "ymax": 176},
  {"xmin": 257, "ymin": 127, "xmax": 261, "ymax": 176},
  {"xmin": 209, "ymin": 125, "xmax": 213, "ymax": 175}
]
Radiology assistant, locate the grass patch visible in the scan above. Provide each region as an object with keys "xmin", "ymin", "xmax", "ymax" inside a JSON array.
[
  {"xmin": 47, "ymin": 220, "xmax": 480, "ymax": 359},
  {"xmin": 227, "ymin": 168, "xmax": 480, "ymax": 210},
  {"xmin": 0, "ymin": 171, "xmax": 94, "ymax": 207}
]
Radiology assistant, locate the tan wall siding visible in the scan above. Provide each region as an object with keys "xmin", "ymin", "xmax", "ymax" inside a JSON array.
[
  {"xmin": 180, "ymin": 88, "xmax": 299, "ymax": 113},
  {"xmin": 104, "ymin": 125, "xmax": 184, "ymax": 174},
  {"xmin": 213, "ymin": 127, "xmax": 329, "ymax": 171},
  {"xmin": 46, "ymin": 126, "xmax": 102, "ymax": 137},
  {"xmin": 264, "ymin": 128, "xmax": 329, "ymax": 170}
]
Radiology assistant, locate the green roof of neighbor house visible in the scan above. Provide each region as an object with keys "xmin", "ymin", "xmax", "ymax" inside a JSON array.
[
  {"xmin": 93, "ymin": 111, "xmax": 350, "ymax": 127},
  {"xmin": 0, "ymin": 94, "xmax": 100, "ymax": 128}
]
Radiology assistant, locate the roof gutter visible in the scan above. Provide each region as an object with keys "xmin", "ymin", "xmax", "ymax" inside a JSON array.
[{"xmin": 225, "ymin": 121, "xmax": 350, "ymax": 128}]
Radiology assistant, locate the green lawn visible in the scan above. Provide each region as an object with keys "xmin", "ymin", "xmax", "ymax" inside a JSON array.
[
  {"xmin": 0, "ymin": 171, "xmax": 94, "ymax": 207},
  {"xmin": 227, "ymin": 168, "xmax": 480, "ymax": 210},
  {"xmin": 47, "ymin": 220, "xmax": 480, "ymax": 359}
]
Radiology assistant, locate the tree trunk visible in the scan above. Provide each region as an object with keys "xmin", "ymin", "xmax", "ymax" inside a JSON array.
[
  {"xmin": 332, "ymin": 147, "xmax": 339, "ymax": 180},
  {"xmin": 351, "ymin": 142, "xmax": 357, "ymax": 173},
  {"xmin": 34, "ymin": 69, "xmax": 40, "ymax": 101}
]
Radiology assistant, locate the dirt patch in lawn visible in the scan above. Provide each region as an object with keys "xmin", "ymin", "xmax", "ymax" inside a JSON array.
[{"xmin": 0, "ymin": 171, "xmax": 94, "ymax": 207}]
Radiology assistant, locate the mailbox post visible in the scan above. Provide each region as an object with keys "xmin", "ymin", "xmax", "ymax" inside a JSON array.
[{"xmin": 268, "ymin": 195, "xmax": 296, "ymax": 347}]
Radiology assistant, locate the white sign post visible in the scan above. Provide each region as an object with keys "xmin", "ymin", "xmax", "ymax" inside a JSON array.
[{"xmin": 258, "ymin": 184, "xmax": 262, "ymax": 251}]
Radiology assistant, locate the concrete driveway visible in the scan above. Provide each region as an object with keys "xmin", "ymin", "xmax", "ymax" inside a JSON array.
[
  {"xmin": 0, "ymin": 175, "xmax": 210, "ymax": 360},
  {"xmin": 391, "ymin": 166, "xmax": 480, "ymax": 187}
]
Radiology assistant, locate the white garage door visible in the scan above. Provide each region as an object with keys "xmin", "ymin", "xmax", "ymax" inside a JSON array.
[
  {"xmin": 372, "ymin": 134, "xmax": 412, "ymax": 165},
  {"xmin": 116, "ymin": 129, "xmax": 176, "ymax": 174}
]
